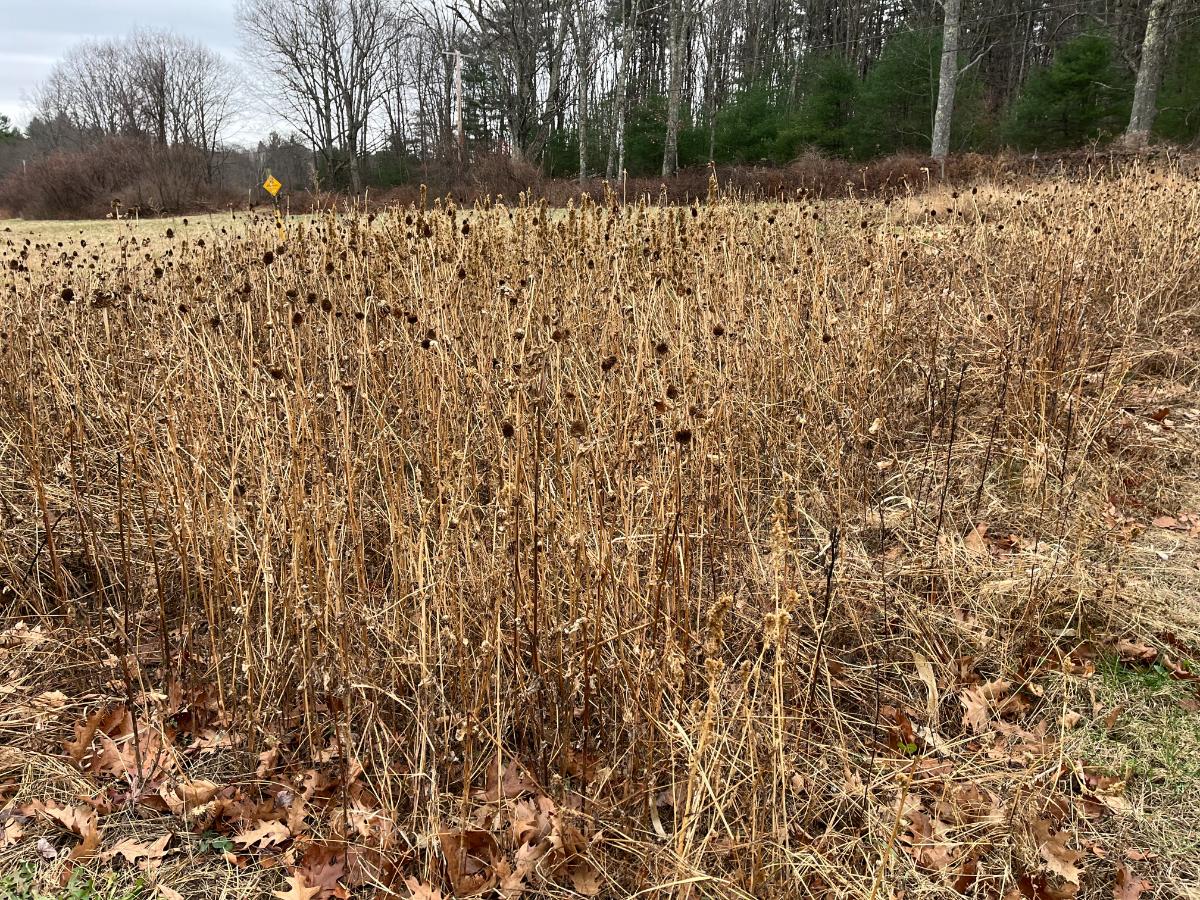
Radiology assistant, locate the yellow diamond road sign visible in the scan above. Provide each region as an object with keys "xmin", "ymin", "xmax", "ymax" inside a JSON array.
[{"xmin": 263, "ymin": 175, "xmax": 282, "ymax": 196}]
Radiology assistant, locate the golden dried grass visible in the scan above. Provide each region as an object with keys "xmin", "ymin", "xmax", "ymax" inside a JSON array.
[{"xmin": 1, "ymin": 164, "xmax": 1199, "ymax": 898}]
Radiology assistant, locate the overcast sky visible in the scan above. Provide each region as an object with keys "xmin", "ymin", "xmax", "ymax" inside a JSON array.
[{"xmin": 0, "ymin": 0, "xmax": 283, "ymax": 143}]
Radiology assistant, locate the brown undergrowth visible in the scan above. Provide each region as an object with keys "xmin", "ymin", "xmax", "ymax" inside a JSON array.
[{"xmin": 1, "ymin": 166, "xmax": 1199, "ymax": 899}]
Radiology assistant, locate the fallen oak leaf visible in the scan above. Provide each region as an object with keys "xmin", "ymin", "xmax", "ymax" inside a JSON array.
[
  {"xmin": 963, "ymin": 522, "xmax": 989, "ymax": 554},
  {"xmin": 476, "ymin": 756, "xmax": 538, "ymax": 803},
  {"xmin": 64, "ymin": 706, "xmax": 120, "ymax": 764},
  {"xmin": 159, "ymin": 778, "xmax": 220, "ymax": 816},
  {"xmin": 1115, "ymin": 640, "xmax": 1157, "ymax": 664},
  {"xmin": 25, "ymin": 800, "xmax": 99, "ymax": 839},
  {"xmin": 1034, "ymin": 819, "xmax": 1083, "ymax": 885},
  {"xmin": 61, "ymin": 822, "xmax": 104, "ymax": 887},
  {"xmin": 1014, "ymin": 872, "xmax": 1079, "ymax": 900},
  {"xmin": 1123, "ymin": 849, "xmax": 1156, "ymax": 862},
  {"xmin": 952, "ymin": 852, "xmax": 980, "ymax": 894},
  {"xmin": 404, "ymin": 876, "xmax": 445, "ymax": 900},
  {"xmin": 103, "ymin": 833, "xmax": 171, "ymax": 868},
  {"xmin": 440, "ymin": 829, "xmax": 499, "ymax": 896},
  {"xmin": 297, "ymin": 843, "xmax": 348, "ymax": 899},
  {"xmin": 272, "ymin": 872, "xmax": 321, "ymax": 900},
  {"xmin": 0, "ymin": 818, "xmax": 24, "ymax": 847},
  {"xmin": 235, "ymin": 820, "xmax": 290, "ymax": 850},
  {"xmin": 36, "ymin": 836, "xmax": 57, "ymax": 860},
  {"xmin": 568, "ymin": 860, "xmax": 602, "ymax": 896},
  {"xmin": 1104, "ymin": 706, "xmax": 1125, "ymax": 730},
  {"xmin": 509, "ymin": 798, "xmax": 552, "ymax": 847},
  {"xmin": 1114, "ymin": 864, "xmax": 1151, "ymax": 900},
  {"xmin": 960, "ymin": 686, "xmax": 992, "ymax": 733}
]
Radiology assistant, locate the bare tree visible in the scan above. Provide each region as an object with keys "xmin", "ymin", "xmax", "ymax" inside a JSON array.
[
  {"xmin": 607, "ymin": 0, "xmax": 639, "ymax": 178},
  {"xmin": 662, "ymin": 0, "xmax": 685, "ymax": 176},
  {"xmin": 454, "ymin": 0, "xmax": 572, "ymax": 161},
  {"xmin": 238, "ymin": 0, "xmax": 400, "ymax": 192},
  {"xmin": 31, "ymin": 29, "xmax": 236, "ymax": 173},
  {"xmin": 571, "ymin": 0, "xmax": 597, "ymax": 183}
]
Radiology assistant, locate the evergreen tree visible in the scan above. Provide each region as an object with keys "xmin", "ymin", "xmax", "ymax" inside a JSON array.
[
  {"xmin": 0, "ymin": 114, "xmax": 20, "ymax": 143},
  {"xmin": 711, "ymin": 85, "xmax": 789, "ymax": 163},
  {"xmin": 1004, "ymin": 33, "xmax": 1131, "ymax": 151},
  {"xmin": 621, "ymin": 97, "xmax": 704, "ymax": 175},
  {"xmin": 849, "ymin": 30, "xmax": 987, "ymax": 158},
  {"xmin": 777, "ymin": 55, "xmax": 859, "ymax": 158}
]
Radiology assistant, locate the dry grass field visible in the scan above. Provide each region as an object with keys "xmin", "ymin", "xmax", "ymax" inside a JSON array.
[{"xmin": 2, "ymin": 168, "xmax": 1200, "ymax": 900}]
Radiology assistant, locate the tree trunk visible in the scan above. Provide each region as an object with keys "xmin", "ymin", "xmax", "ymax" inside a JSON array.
[
  {"xmin": 347, "ymin": 123, "xmax": 363, "ymax": 193},
  {"xmin": 547, "ymin": 12, "xmax": 570, "ymax": 133},
  {"xmin": 1124, "ymin": 0, "xmax": 1172, "ymax": 148},
  {"xmin": 931, "ymin": 0, "xmax": 961, "ymax": 160},
  {"xmin": 662, "ymin": 0, "xmax": 684, "ymax": 177},
  {"xmin": 608, "ymin": 0, "xmax": 638, "ymax": 179},
  {"xmin": 574, "ymin": 12, "xmax": 589, "ymax": 183}
]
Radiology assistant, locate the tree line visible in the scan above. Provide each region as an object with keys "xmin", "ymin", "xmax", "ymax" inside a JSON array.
[{"xmin": 1, "ymin": 0, "xmax": 1198, "ymax": 212}]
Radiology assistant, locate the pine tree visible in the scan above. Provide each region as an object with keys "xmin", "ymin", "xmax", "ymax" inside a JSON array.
[
  {"xmin": 1004, "ymin": 34, "xmax": 1131, "ymax": 151},
  {"xmin": 0, "ymin": 114, "xmax": 20, "ymax": 143},
  {"xmin": 778, "ymin": 56, "xmax": 859, "ymax": 158},
  {"xmin": 852, "ymin": 31, "xmax": 950, "ymax": 158}
]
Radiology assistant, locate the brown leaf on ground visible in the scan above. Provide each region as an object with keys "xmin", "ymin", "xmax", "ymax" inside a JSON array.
[
  {"xmin": 159, "ymin": 778, "xmax": 220, "ymax": 815},
  {"xmin": 257, "ymin": 747, "xmax": 281, "ymax": 777},
  {"xmin": 61, "ymin": 819, "xmax": 104, "ymax": 886},
  {"xmin": 568, "ymin": 860, "xmax": 602, "ymax": 896},
  {"xmin": 297, "ymin": 843, "xmax": 348, "ymax": 899},
  {"xmin": 477, "ymin": 756, "xmax": 538, "ymax": 803},
  {"xmin": 952, "ymin": 852, "xmax": 980, "ymax": 893},
  {"xmin": 934, "ymin": 782, "xmax": 1003, "ymax": 826},
  {"xmin": 154, "ymin": 885, "xmax": 185, "ymax": 900},
  {"xmin": 440, "ymin": 829, "xmax": 499, "ymax": 896},
  {"xmin": 510, "ymin": 797, "xmax": 553, "ymax": 847},
  {"xmin": 960, "ymin": 686, "xmax": 992, "ymax": 732},
  {"xmin": 1161, "ymin": 656, "xmax": 1199, "ymax": 681},
  {"xmin": 964, "ymin": 522, "xmax": 989, "ymax": 553},
  {"xmin": 904, "ymin": 811, "xmax": 957, "ymax": 870},
  {"xmin": 64, "ymin": 707, "xmax": 115, "ymax": 764},
  {"xmin": 497, "ymin": 855, "xmax": 532, "ymax": 899},
  {"xmin": 285, "ymin": 769, "xmax": 323, "ymax": 835},
  {"xmin": 25, "ymin": 800, "xmax": 98, "ymax": 838},
  {"xmin": 404, "ymin": 876, "xmax": 445, "ymax": 900},
  {"xmin": 272, "ymin": 873, "xmax": 321, "ymax": 900},
  {"xmin": 1115, "ymin": 640, "xmax": 1157, "ymax": 664},
  {"xmin": 1114, "ymin": 865, "xmax": 1151, "ymax": 900},
  {"xmin": 235, "ymin": 819, "xmax": 291, "ymax": 850},
  {"xmin": 1012, "ymin": 872, "xmax": 1080, "ymax": 900},
  {"xmin": 1, "ymin": 818, "xmax": 24, "ymax": 847},
  {"xmin": 1034, "ymin": 819, "xmax": 1083, "ymax": 885},
  {"xmin": 103, "ymin": 833, "xmax": 171, "ymax": 868}
]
